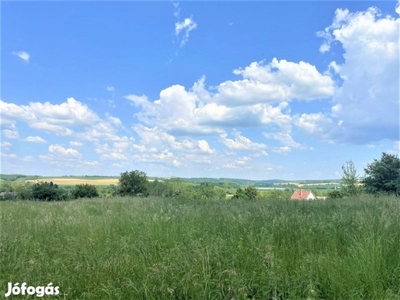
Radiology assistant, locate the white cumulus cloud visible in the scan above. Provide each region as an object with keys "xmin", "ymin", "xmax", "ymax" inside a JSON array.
[
  {"xmin": 223, "ymin": 58, "xmax": 334, "ymax": 105},
  {"xmin": 0, "ymin": 98, "xmax": 126, "ymax": 142},
  {"xmin": 49, "ymin": 144, "xmax": 82, "ymax": 158},
  {"xmin": 316, "ymin": 5, "xmax": 399, "ymax": 143}
]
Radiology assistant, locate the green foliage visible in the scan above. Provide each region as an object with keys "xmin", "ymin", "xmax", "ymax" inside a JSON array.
[
  {"xmin": 1, "ymin": 195, "xmax": 399, "ymax": 299},
  {"xmin": 363, "ymin": 152, "xmax": 400, "ymax": 196},
  {"xmin": 118, "ymin": 170, "xmax": 149, "ymax": 197},
  {"xmin": 0, "ymin": 192, "xmax": 16, "ymax": 201},
  {"xmin": 13, "ymin": 182, "xmax": 33, "ymax": 200},
  {"xmin": 72, "ymin": 184, "xmax": 99, "ymax": 199},
  {"xmin": 195, "ymin": 183, "xmax": 226, "ymax": 200},
  {"xmin": 31, "ymin": 181, "xmax": 66, "ymax": 201},
  {"xmin": 232, "ymin": 185, "xmax": 259, "ymax": 200},
  {"xmin": 327, "ymin": 189, "xmax": 344, "ymax": 199},
  {"xmin": 261, "ymin": 189, "xmax": 292, "ymax": 201},
  {"xmin": 0, "ymin": 181, "xmax": 14, "ymax": 193},
  {"xmin": 341, "ymin": 160, "xmax": 362, "ymax": 196},
  {"xmin": 147, "ymin": 180, "xmax": 171, "ymax": 197},
  {"xmin": 95, "ymin": 185, "xmax": 119, "ymax": 198}
]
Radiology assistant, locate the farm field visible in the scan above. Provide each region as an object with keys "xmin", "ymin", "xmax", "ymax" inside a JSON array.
[
  {"xmin": 25, "ymin": 178, "xmax": 120, "ymax": 186},
  {"xmin": 1, "ymin": 195, "xmax": 399, "ymax": 299},
  {"xmin": 274, "ymin": 182, "xmax": 341, "ymax": 188}
]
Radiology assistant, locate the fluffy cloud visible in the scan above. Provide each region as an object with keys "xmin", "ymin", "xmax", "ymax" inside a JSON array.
[
  {"xmin": 293, "ymin": 113, "xmax": 336, "ymax": 141},
  {"xmin": 126, "ymin": 72, "xmax": 302, "ymax": 136},
  {"xmin": 49, "ymin": 144, "xmax": 82, "ymax": 158},
  {"xmin": 69, "ymin": 141, "xmax": 83, "ymax": 147},
  {"xmin": 220, "ymin": 130, "xmax": 267, "ymax": 151},
  {"xmin": 12, "ymin": 51, "xmax": 30, "ymax": 62},
  {"xmin": 197, "ymin": 140, "xmax": 214, "ymax": 154},
  {"xmin": 2, "ymin": 129, "xmax": 19, "ymax": 139},
  {"xmin": 316, "ymin": 6, "xmax": 399, "ymax": 143},
  {"xmin": 24, "ymin": 136, "xmax": 47, "ymax": 143},
  {"xmin": 1, "ymin": 142, "xmax": 12, "ymax": 150},
  {"xmin": 39, "ymin": 144, "xmax": 83, "ymax": 167},
  {"xmin": 219, "ymin": 58, "xmax": 334, "ymax": 106},
  {"xmin": 272, "ymin": 146, "xmax": 291, "ymax": 154},
  {"xmin": 263, "ymin": 132, "xmax": 301, "ymax": 149},
  {"xmin": 0, "ymin": 98, "xmax": 125, "ymax": 142},
  {"xmin": 1, "ymin": 98, "xmax": 99, "ymax": 134},
  {"xmin": 133, "ymin": 124, "xmax": 215, "ymax": 155},
  {"xmin": 126, "ymin": 56, "xmax": 333, "ymax": 138},
  {"xmin": 96, "ymin": 139, "xmax": 133, "ymax": 161},
  {"xmin": 223, "ymin": 156, "xmax": 251, "ymax": 169},
  {"xmin": 1, "ymin": 153, "xmax": 17, "ymax": 158}
]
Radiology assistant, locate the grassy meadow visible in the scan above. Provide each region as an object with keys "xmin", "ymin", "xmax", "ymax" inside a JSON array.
[{"xmin": 1, "ymin": 195, "xmax": 399, "ymax": 299}]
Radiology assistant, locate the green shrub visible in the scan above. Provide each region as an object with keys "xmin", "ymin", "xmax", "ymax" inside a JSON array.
[
  {"xmin": 327, "ymin": 189, "xmax": 344, "ymax": 199},
  {"xmin": 31, "ymin": 181, "xmax": 65, "ymax": 201},
  {"xmin": 72, "ymin": 184, "xmax": 99, "ymax": 199},
  {"xmin": 13, "ymin": 182, "xmax": 33, "ymax": 200}
]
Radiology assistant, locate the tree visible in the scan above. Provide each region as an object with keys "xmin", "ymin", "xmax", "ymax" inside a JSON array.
[
  {"xmin": 363, "ymin": 152, "xmax": 400, "ymax": 195},
  {"xmin": 341, "ymin": 160, "xmax": 362, "ymax": 196},
  {"xmin": 232, "ymin": 185, "xmax": 259, "ymax": 200},
  {"xmin": 118, "ymin": 170, "xmax": 149, "ymax": 197},
  {"xmin": 72, "ymin": 184, "xmax": 99, "ymax": 199}
]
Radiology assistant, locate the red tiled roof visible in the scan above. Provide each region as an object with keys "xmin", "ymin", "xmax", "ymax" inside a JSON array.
[{"xmin": 290, "ymin": 189, "xmax": 313, "ymax": 200}]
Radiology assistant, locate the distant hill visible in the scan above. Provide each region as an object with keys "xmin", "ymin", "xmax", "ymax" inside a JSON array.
[
  {"xmin": 0, "ymin": 174, "xmax": 340, "ymax": 187},
  {"xmin": 178, "ymin": 177, "xmax": 340, "ymax": 187}
]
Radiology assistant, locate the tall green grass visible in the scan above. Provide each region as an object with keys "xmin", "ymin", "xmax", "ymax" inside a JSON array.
[{"xmin": 1, "ymin": 195, "xmax": 399, "ymax": 299}]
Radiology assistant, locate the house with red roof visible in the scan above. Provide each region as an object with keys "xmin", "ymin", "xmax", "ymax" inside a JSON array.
[{"xmin": 290, "ymin": 189, "xmax": 317, "ymax": 201}]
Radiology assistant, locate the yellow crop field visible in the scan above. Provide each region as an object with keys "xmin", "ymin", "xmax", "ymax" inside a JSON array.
[{"xmin": 26, "ymin": 178, "xmax": 119, "ymax": 186}]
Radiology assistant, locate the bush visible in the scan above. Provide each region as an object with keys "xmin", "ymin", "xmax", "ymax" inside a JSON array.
[
  {"xmin": 13, "ymin": 182, "xmax": 33, "ymax": 200},
  {"xmin": 148, "ymin": 180, "xmax": 170, "ymax": 197},
  {"xmin": 118, "ymin": 170, "xmax": 149, "ymax": 197},
  {"xmin": 0, "ymin": 192, "xmax": 16, "ymax": 201},
  {"xmin": 31, "ymin": 181, "xmax": 65, "ymax": 201},
  {"xmin": 72, "ymin": 184, "xmax": 99, "ymax": 199},
  {"xmin": 327, "ymin": 189, "xmax": 344, "ymax": 199}
]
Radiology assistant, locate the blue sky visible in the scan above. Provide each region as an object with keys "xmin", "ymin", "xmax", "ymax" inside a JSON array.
[{"xmin": 1, "ymin": 1, "xmax": 399, "ymax": 180}]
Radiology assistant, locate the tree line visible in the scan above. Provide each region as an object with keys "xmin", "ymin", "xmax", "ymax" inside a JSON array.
[{"xmin": 1, "ymin": 152, "xmax": 398, "ymax": 201}]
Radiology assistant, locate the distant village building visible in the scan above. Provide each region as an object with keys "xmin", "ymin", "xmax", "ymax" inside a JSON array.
[{"xmin": 290, "ymin": 189, "xmax": 317, "ymax": 201}]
